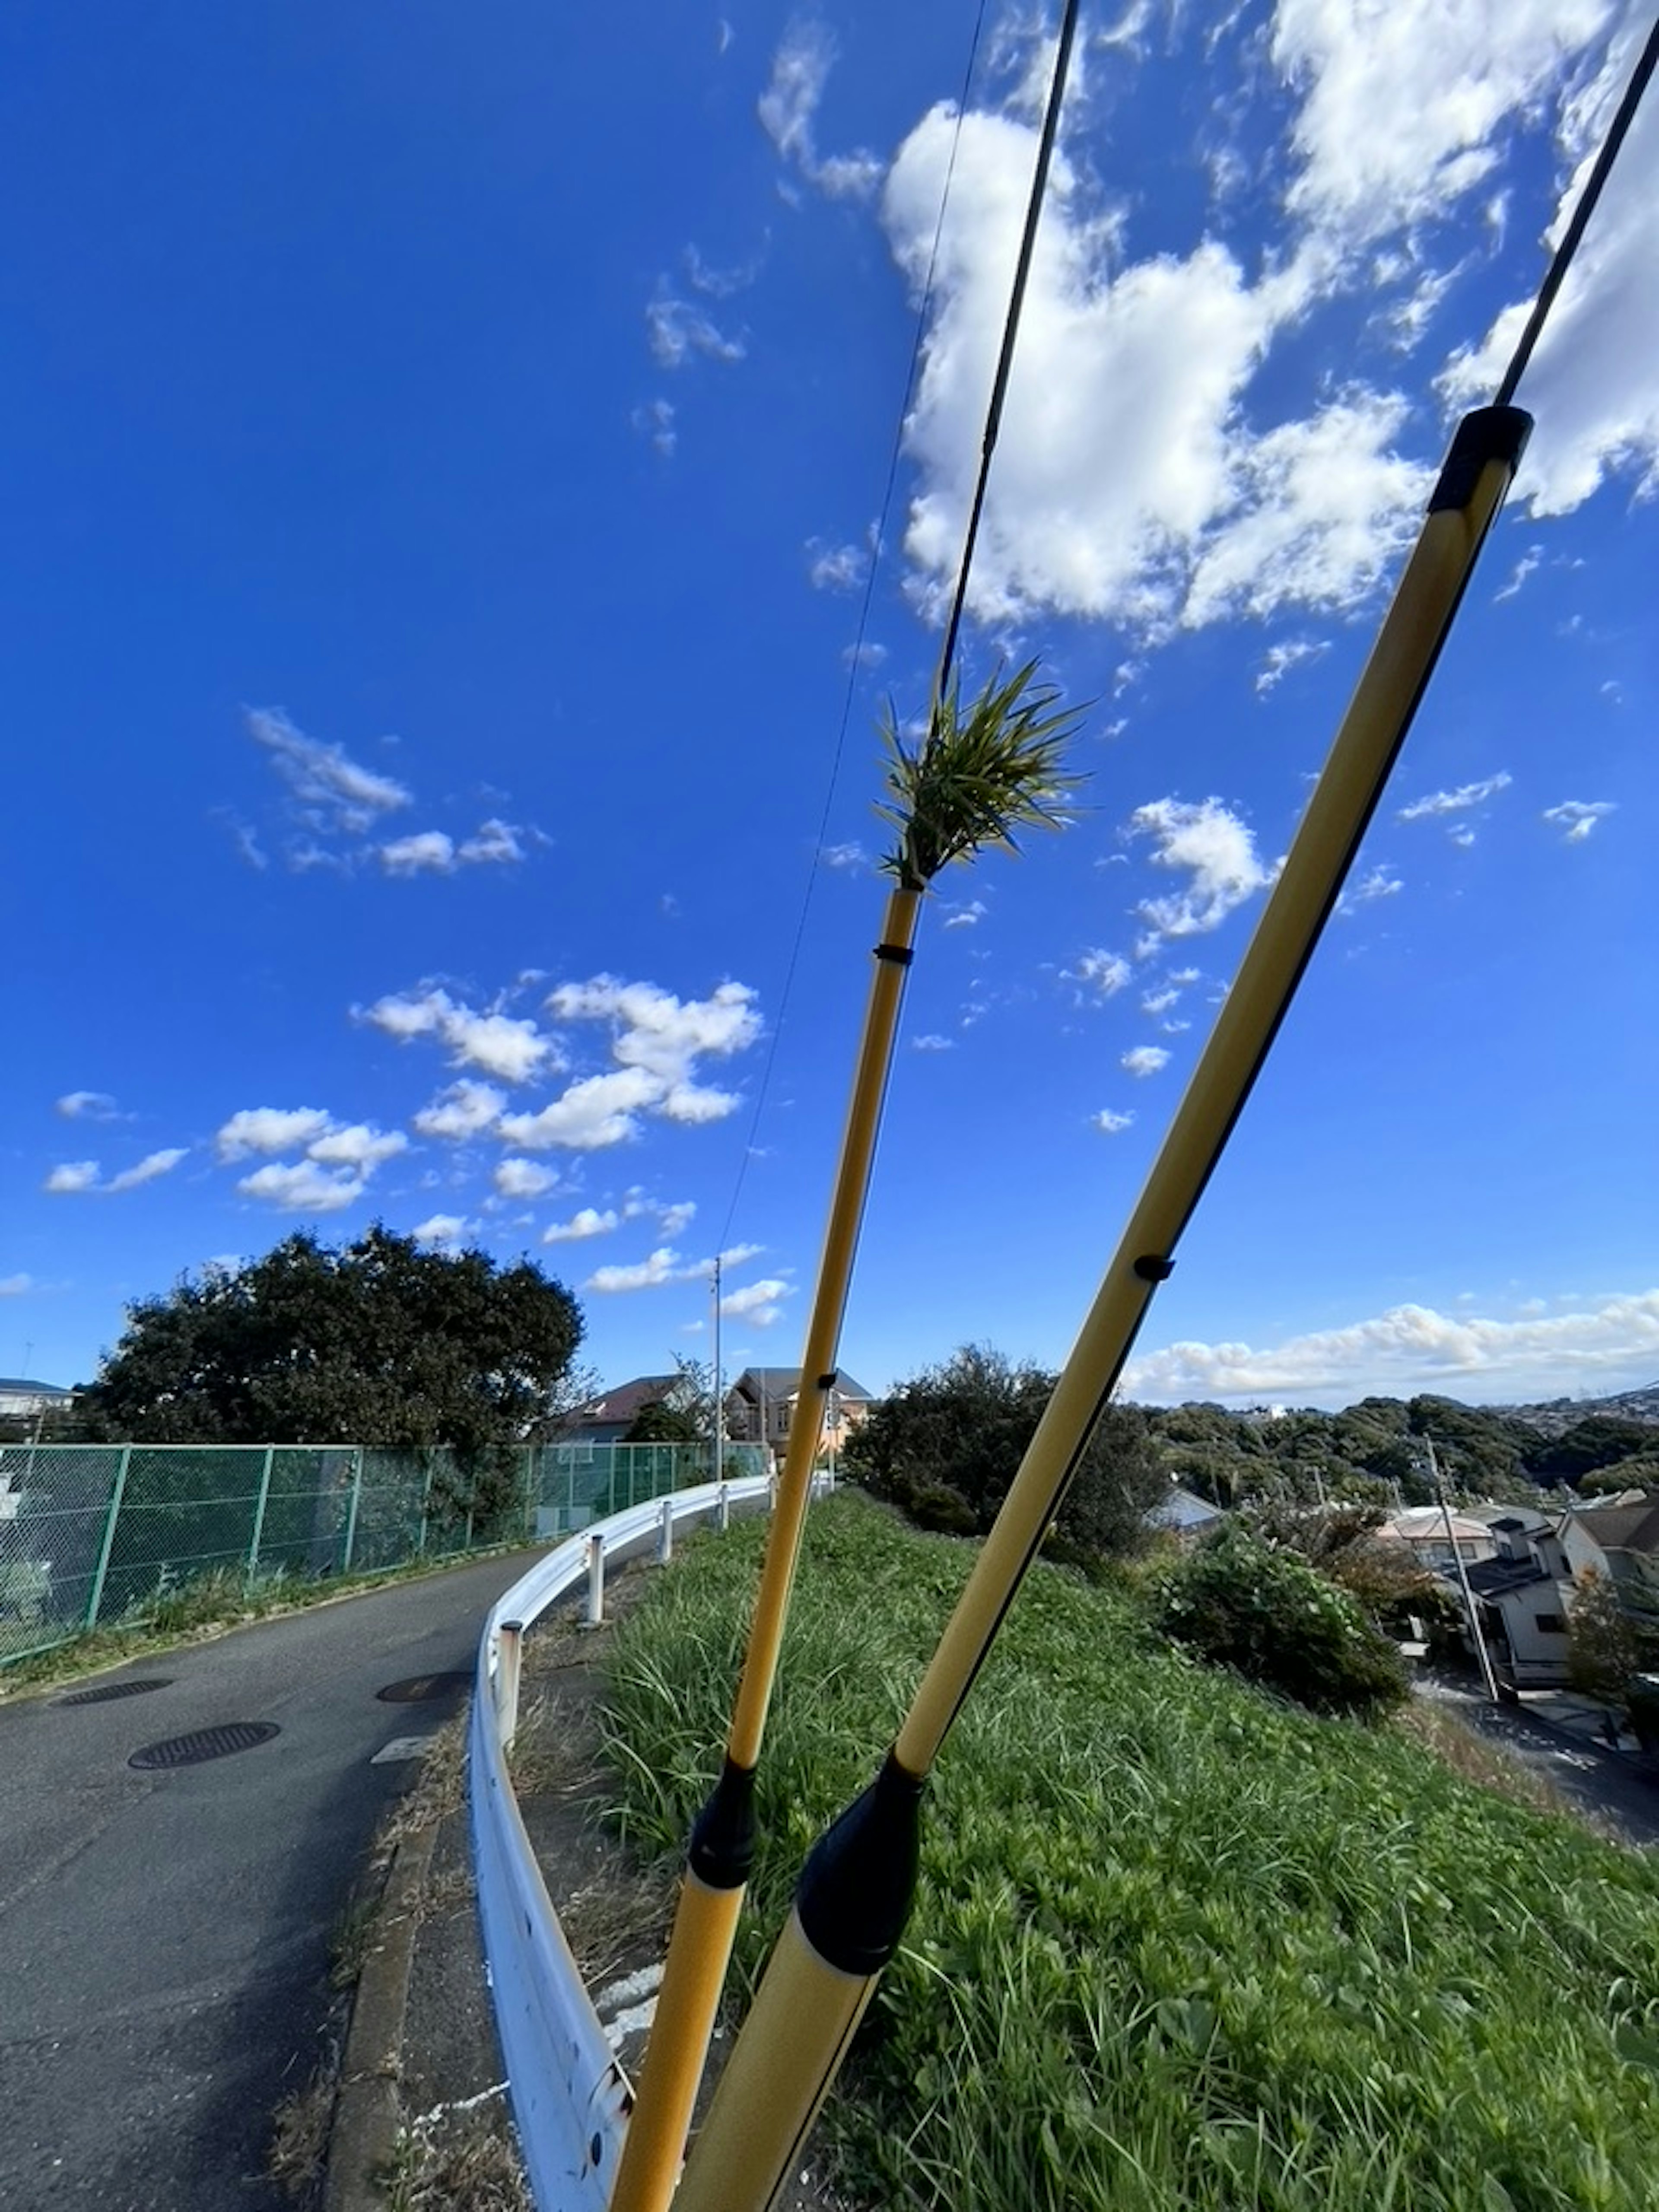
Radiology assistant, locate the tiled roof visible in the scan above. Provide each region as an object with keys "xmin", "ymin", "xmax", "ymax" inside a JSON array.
[
  {"xmin": 570, "ymin": 1375, "xmax": 679, "ymax": 1426},
  {"xmin": 1568, "ymin": 1501, "xmax": 1659, "ymax": 1556},
  {"xmin": 729, "ymin": 1367, "xmax": 874, "ymax": 1403}
]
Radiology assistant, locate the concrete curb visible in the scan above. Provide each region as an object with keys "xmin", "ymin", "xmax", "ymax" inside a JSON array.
[{"xmin": 323, "ymin": 1817, "xmax": 441, "ymax": 2212}]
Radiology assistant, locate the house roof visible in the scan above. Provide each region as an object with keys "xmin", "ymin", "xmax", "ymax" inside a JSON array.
[
  {"xmin": 1381, "ymin": 1508, "xmax": 1491, "ymax": 1543},
  {"xmin": 1463, "ymin": 1554, "xmax": 1554, "ymax": 1599},
  {"xmin": 0, "ymin": 1378, "xmax": 72, "ymax": 1396},
  {"xmin": 1567, "ymin": 1500, "xmax": 1659, "ymax": 1556},
  {"xmin": 570, "ymin": 1375, "xmax": 679, "ymax": 1427},
  {"xmin": 1146, "ymin": 1485, "xmax": 1222, "ymax": 1531},
  {"xmin": 728, "ymin": 1366, "xmax": 874, "ymax": 1404}
]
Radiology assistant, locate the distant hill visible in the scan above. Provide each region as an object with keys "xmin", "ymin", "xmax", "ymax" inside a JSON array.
[{"xmin": 1494, "ymin": 1382, "xmax": 1659, "ymax": 1437}]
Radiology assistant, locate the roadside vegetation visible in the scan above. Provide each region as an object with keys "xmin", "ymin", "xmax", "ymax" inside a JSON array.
[{"xmin": 601, "ymin": 1492, "xmax": 1659, "ymax": 2212}]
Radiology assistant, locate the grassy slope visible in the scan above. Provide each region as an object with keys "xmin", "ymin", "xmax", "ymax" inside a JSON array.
[{"xmin": 601, "ymin": 1492, "xmax": 1659, "ymax": 2212}]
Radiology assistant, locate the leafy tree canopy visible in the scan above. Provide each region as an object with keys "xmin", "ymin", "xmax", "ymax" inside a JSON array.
[
  {"xmin": 80, "ymin": 1224, "xmax": 585, "ymax": 1453},
  {"xmin": 842, "ymin": 1343, "xmax": 1166, "ymax": 1562}
]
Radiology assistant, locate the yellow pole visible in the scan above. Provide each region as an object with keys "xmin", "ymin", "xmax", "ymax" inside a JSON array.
[
  {"xmin": 607, "ymin": 884, "xmax": 921, "ymax": 2212},
  {"xmin": 671, "ymin": 403, "xmax": 1532, "ymax": 2212}
]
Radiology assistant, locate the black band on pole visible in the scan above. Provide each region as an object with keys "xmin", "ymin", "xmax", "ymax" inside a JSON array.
[
  {"xmin": 1427, "ymin": 406, "xmax": 1532, "ymax": 514},
  {"xmin": 795, "ymin": 1751, "xmax": 926, "ymax": 1976},
  {"xmin": 873, "ymin": 942, "xmax": 915, "ymax": 966},
  {"xmin": 817, "ymin": 1373, "xmax": 838, "ymax": 1391},
  {"xmin": 1133, "ymin": 1255, "xmax": 1175, "ymax": 1283},
  {"xmin": 687, "ymin": 1757, "xmax": 760, "ymax": 1891}
]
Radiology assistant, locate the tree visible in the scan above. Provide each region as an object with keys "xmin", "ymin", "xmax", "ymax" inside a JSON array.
[
  {"xmin": 1566, "ymin": 1569, "xmax": 1640, "ymax": 1713},
  {"xmin": 842, "ymin": 1344, "xmax": 1166, "ymax": 1562},
  {"xmin": 80, "ymin": 1224, "xmax": 585, "ymax": 1456},
  {"xmin": 622, "ymin": 1356, "xmax": 715, "ymax": 1444}
]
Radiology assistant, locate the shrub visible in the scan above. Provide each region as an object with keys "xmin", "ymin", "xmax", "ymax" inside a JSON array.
[{"xmin": 1154, "ymin": 1525, "xmax": 1408, "ymax": 1718}]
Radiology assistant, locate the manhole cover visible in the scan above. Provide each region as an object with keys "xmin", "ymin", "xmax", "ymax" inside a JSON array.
[
  {"xmin": 129, "ymin": 1721, "xmax": 280, "ymax": 1770},
  {"xmin": 376, "ymin": 1672, "xmax": 471, "ymax": 1704},
  {"xmin": 59, "ymin": 1678, "xmax": 173, "ymax": 1707}
]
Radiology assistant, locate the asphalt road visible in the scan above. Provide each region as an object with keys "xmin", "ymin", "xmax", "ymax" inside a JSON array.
[
  {"xmin": 0, "ymin": 1553, "xmax": 537, "ymax": 2212},
  {"xmin": 1417, "ymin": 1674, "xmax": 1659, "ymax": 1847}
]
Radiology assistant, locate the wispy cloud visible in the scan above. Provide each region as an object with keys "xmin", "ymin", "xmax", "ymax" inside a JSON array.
[
  {"xmin": 1094, "ymin": 1108, "xmax": 1136, "ymax": 1134},
  {"xmin": 758, "ymin": 23, "xmax": 883, "ymax": 199},
  {"xmin": 1542, "ymin": 799, "xmax": 1616, "ymax": 844},
  {"xmin": 378, "ymin": 819, "xmax": 528, "ymax": 876},
  {"xmin": 107, "ymin": 1148, "xmax": 188, "ymax": 1192},
  {"xmin": 44, "ymin": 1160, "xmax": 102, "ymax": 1194},
  {"xmin": 56, "ymin": 1090, "xmax": 122, "ymax": 1122},
  {"xmin": 911, "ymin": 1033, "xmax": 955, "ymax": 1052},
  {"xmin": 0, "ymin": 1273, "xmax": 33, "ymax": 1297},
  {"xmin": 632, "ymin": 398, "xmax": 677, "ymax": 457},
  {"xmin": 247, "ymin": 707, "xmax": 411, "ymax": 834},
  {"xmin": 45, "ymin": 1148, "xmax": 187, "ymax": 1195},
  {"xmin": 1254, "ymin": 638, "xmax": 1328, "ymax": 696},
  {"xmin": 646, "ymin": 289, "xmax": 746, "ymax": 369},
  {"xmin": 1337, "ymin": 864, "xmax": 1404, "ymax": 915},
  {"xmin": 1396, "ymin": 771, "xmax": 1512, "ymax": 821},
  {"xmin": 807, "ymin": 539, "xmax": 868, "ymax": 592},
  {"xmin": 820, "ymin": 842, "xmax": 870, "ymax": 872},
  {"xmin": 1074, "ymin": 949, "xmax": 1131, "ymax": 998},
  {"xmin": 1494, "ymin": 544, "xmax": 1544, "ymax": 601}
]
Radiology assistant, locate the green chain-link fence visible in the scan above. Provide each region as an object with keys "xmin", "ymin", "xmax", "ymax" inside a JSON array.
[{"xmin": 0, "ymin": 1438, "xmax": 768, "ymax": 1668}]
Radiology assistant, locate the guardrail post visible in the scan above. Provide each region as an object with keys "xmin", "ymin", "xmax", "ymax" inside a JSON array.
[
  {"xmin": 717, "ymin": 1481, "xmax": 730, "ymax": 1533},
  {"xmin": 768, "ymin": 1473, "xmax": 778, "ymax": 1512},
  {"xmin": 340, "ymin": 1448, "xmax": 365, "ymax": 1574},
  {"xmin": 85, "ymin": 1446, "xmax": 132, "ymax": 1630},
  {"xmin": 496, "ymin": 1620, "xmax": 524, "ymax": 1748},
  {"xmin": 658, "ymin": 1495, "xmax": 674, "ymax": 1564},
  {"xmin": 584, "ymin": 1532, "xmax": 605, "ymax": 1628},
  {"xmin": 246, "ymin": 1445, "xmax": 276, "ymax": 1589}
]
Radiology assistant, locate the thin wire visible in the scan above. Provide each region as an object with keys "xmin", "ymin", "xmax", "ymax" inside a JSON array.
[
  {"xmin": 1494, "ymin": 13, "xmax": 1659, "ymax": 409},
  {"xmin": 931, "ymin": 0, "xmax": 1082, "ymax": 719},
  {"xmin": 716, "ymin": 0, "xmax": 992, "ymax": 1253}
]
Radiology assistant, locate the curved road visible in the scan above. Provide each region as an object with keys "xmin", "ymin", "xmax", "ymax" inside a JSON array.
[{"xmin": 0, "ymin": 1553, "xmax": 536, "ymax": 2212}]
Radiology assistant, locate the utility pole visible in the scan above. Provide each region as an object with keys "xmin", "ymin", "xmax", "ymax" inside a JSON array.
[
  {"xmin": 1429, "ymin": 1435, "xmax": 1500, "ymax": 1701},
  {"xmin": 711, "ymin": 1256, "xmax": 724, "ymax": 1487}
]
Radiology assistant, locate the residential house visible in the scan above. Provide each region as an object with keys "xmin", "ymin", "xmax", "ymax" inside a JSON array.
[
  {"xmin": 1456, "ymin": 1516, "xmax": 1575, "ymax": 1689},
  {"xmin": 1378, "ymin": 1506, "xmax": 1497, "ymax": 1570},
  {"xmin": 0, "ymin": 1378, "xmax": 74, "ymax": 1422},
  {"xmin": 564, "ymin": 1376, "xmax": 683, "ymax": 1445},
  {"xmin": 723, "ymin": 1367, "xmax": 874, "ymax": 1463},
  {"xmin": 1144, "ymin": 1483, "xmax": 1224, "ymax": 1546},
  {"xmin": 1560, "ymin": 1497, "xmax": 1659, "ymax": 1631}
]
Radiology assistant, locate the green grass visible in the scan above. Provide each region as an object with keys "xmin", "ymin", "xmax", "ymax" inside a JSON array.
[{"xmin": 600, "ymin": 1492, "xmax": 1659, "ymax": 2212}]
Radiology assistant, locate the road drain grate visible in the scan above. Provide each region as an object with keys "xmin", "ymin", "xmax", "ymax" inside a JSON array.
[
  {"xmin": 60, "ymin": 1678, "xmax": 173, "ymax": 1707},
  {"xmin": 376, "ymin": 1671, "xmax": 471, "ymax": 1704},
  {"xmin": 129, "ymin": 1721, "xmax": 280, "ymax": 1769}
]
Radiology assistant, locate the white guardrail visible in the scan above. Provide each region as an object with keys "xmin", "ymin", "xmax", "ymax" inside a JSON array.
[{"xmin": 469, "ymin": 1473, "xmax": 814, "ymax": 2209}]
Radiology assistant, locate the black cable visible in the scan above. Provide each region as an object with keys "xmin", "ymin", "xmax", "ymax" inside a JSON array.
[
  {"xmin": 1494, "ymin": 13, "xmax": 1659, "ymax": 408},
  {"xmin": 930, "ymin": 0, "xmax": 1083, "ymax": 719},
  {"xmin": 716, "ymin": 0, "xmax": 991, "ymax": 1255}
]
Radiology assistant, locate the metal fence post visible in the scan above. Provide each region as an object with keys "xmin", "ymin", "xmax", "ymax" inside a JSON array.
[
  {"xmin": 658, "ymin": 1495, "xmax": 674, "ymax": 1565},
  {"xmin": 496, "ymin": 1620, "xmax": 524, "ymax": 1748},
  {"xmin": 85, "ymin": 1446, "xmax": 132, "ymax": 1630},
  {"xmin": 341, "ymin": 1449, "xmax": 365, "ymax": 1575},
  {"xmin": 584, "ymin": 1532, "xmax": 605, "ymax": 1628},
  {"xmin": 717, "ymin": 1482, "xmax": 730, "ymax": 1533},
  {"xmin": 246, "ymin": 1446, "xmax": 276, "ymax": 1589},
  {"xmin": 417, "ymin": 1457, "xmax": 433, "ymax": 1557},
  {"xmin": 523, "ymin": 1446, "xmax": 537, "ymax": 1544}
]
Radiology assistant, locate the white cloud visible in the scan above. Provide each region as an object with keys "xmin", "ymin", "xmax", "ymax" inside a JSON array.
[
  {"xmin": 1270, "ymin": 0, "xmax": 1612, "ymax": 247},
  {"xmin": 458, "ymin": 818, "xmax": 526, "ymax": 866},
  {"xmin": 720, "ymin": 1276, "xmax": 793, "ymax": 1325},
  {"xmin": 44, "ymin": 1160, "xmax": 101, "ymax": 1194},
  {"xmin": 380, "ymin": 831, "xmax": 457, "ymax": 875},
  {"xmin": 912, "ymin": 1033, "xmax": 955, "ymax": 1052},
  {"xmin": 0, "ymin": 1273, "xmax": 32, "ymax": 1297},
  {"xmin": 1094, "ymin": 1108, "xmax": 1136, "ymax": 1133},
  {"xmin": 414, "ymin": 1081, "xmax": 507, "ymax": 1141},
  {"xmin": 632, "ymin": 397, "xmax": 677, "ymax": 456},
  {"xmin": 106, "ymin": 1148, "xmax": 188, "ymax": 1192},
  {"xmin": 306, "ymin": 1123, "xmax": 408, "ymax": 1172},
  {"xmin": 758, "ymin": 24, "xmax": 884, "ymax": 199},
  {"xmin": 1076, "ymin": 949, "xmax": 1131, "ymax": 997},
  {"xmin": 55, "ymin": 1090, "xmax": 121, "ymax": 1121},
  {"xmin": 498, "ymin": 1068, "xmax": 662, "ymax": 1152},
  {"xmin": 246, "ymin": 707, "xmax": 411, "ymax": 833},
  {"xmin": 646, "ymin": 290, "xmax": 746, "ymax": 369},
  {"xmin": 1254, "ymin": 638, "xmax": 1329, "ymax": 696},
  {"xmin": 657, "ymin": 1200, "xmax": 698, "ymax": 1237},
  {"xmin": 237, "ymin": 1160, "xmax": 366, "ymax": 1214},
  {"xmin": 585, "ymin": 1245, "xmax": 683, "ymax": 1294},
  {"xmin": 1128, "ymin": 797, "xmax": 1275, "ymax": 947},
  {"xmin": 1543, "ymin": 798, "xmax": 1617, "ymax": 843},
  {"xmin": 411, "ymin": 1214, "xmax": 471, "ymax": 1250},
  {"xmin": 361, "ymin": 987, "xmax": 556, "ymax": 1084},
  {"xmin": 1337, "ymin": 864, "xmax": 1405, "ymax": 915},
  {"xmin": 493, "ymin": 1157, "xmax": 560, "ymax": 1199},
  {"xmin": 1494, "ymin": 545, "xmax": 1545, "ymax": 601},
  {"xmin": 1124, "ymin": 1287, "xmax": 1659, "ymax": 1405},
  {"xmin": 1437, "ymin": 11, "xmax": 1659, "ymax": 512},
  {"xmin": 807, "ymin": 540, "xmax": 868, "ymax": 591},
  {"xmin": 542, "ymin": 1207, "xmax": 620, "ymax": 1243},
  {"xmin": 623, "ymin": 1190, "xmax": 698, "ymax": 1237},
  {"xmin": 1122, "ymin": 1046, "xmax": 1170, "ymax": 1077},
  {"xmin": 217, "ymin": 1107, "xmax": 336, "ymax": 1160},
  {"xmin": 1396, "ymin": 771, "xmax": 1513, "ymax": 821},
  {"xmin": 942, "ymin": 899, "xmax": 987, "ymax": 930},
  {"xmin": 820, "ymin": 842, "xmax": 870, "ymax": 871},
  {"xmin": 1140, "ymin": 987, "xmax": 1179, "ymax": 1015}
]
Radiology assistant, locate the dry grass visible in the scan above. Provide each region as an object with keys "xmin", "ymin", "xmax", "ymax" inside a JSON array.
[
  {"xmin": 505, "ymin": 1691, "xmax": 604, "ymax": 1799},
  {"xmin": 1395, "ymin": 1697, "xmax": 1576, "ymax": 1822},
  {"xmin": 560, "ymin": 1859, "xmax": 676, "ymax": 1984},
  {"xmin": 375, "ymin": 1711, "xmax": 468, "ymax": 1862},
  {"xmin": 268, "ymin": 2067, "xmax": 337, "ymax": 2201},
  {"xmin": 383, "ymin": 2105, "xmax": 530, "ymax": 2212}
]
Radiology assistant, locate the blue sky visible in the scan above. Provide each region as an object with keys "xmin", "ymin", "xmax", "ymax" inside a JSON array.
[{"xmin": 4, "ymin": 2, "xmax": 1654, "ymax": 1410}]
